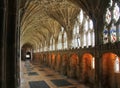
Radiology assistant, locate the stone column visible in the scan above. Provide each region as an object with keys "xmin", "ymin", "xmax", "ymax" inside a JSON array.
[
  {"xmin": 3, "ymin": 0, "xmax": 17, "ymax": 88},
  {"xmin": 0, "ymin": 0, "xmax": 5, "ymax": 87},
  {"xmin": 93, "ymin": 16, "xmax": 104, "ymax": 88},
  {"xmin": 93, "ymin": 17, "xmax": 104, "ymax": 46},
  {"xmin": 94, "ymin": 54, "xmax": 102, "ymax": 88}
]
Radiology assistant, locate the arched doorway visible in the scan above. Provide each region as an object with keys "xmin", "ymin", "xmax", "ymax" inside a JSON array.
[
  {"xmin": 102, "ymin": 53, "xmax": 120, "ymax": 88},
  {"xmin": 69, "ymin": 53, "xmax": 79, "ymax": 78},
  {"xmin": 21, "ymin": 43, "xmax": 33, "ymax": 61},
  {"xmin": 56, "ymin": 53, "xmax": 61, "ymax": 72},
  {"xmin": 81, "ymin": 53, "xmax": 95, "ymax": 84}
]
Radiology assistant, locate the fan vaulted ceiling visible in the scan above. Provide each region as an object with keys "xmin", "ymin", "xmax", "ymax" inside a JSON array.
[{"xmin": 20, "ymin": 0, "xmax": 110, "ymax": 48}]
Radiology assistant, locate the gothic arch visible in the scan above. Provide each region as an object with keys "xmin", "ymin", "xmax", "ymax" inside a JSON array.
[
  {"xmin": 69, "ymin": 53, "xmax": 79, "ymax": 78},
  {"xmin": 101, "ymin": 52, "xmax": 120, "ymax": 88},
  {"xmin": 81, "ymin": 53, "xmax": 95, "ymax": 83}
]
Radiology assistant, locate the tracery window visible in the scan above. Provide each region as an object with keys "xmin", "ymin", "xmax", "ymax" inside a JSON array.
[
  {"xmin": 105, "ymin": 8, "xmax": 112, "ymax": 24},
  {"xmin": 72, "ymin": 21, "xmax": 81, "ymax": 48},
  {"xmin": 83, "ymin": 19, "xmax": 88, "ymax": 47},
  {"xmin": 87, "ymin": 30, "xmax": 91, "ymax": 46},
  {"xmin": 91, "ymin": 30, "xmax": 95, "ymax": 47},
  {"xmin": 50, "ymin": 38, "xmax": 52, "ymax": 51},
  {"xmin": 103, "ymin": 27, "xmax": 109, "ymax": 44},
  {"xmin": 57, "ymin": 27, "xmax": 64, "ymax": 50},
  {"xmin": 113, "ymin": 3, "xmax": 120, "ymax": 23},
  {"xmin": 52, "ymin": 38, "xmax": 55, "ymax": 50},
  {"xmin": 82, "ymin": 18, "xmax": 90, "ymax": 48},
  {"xmin": 72, "ymin": 11, "xmax": 95, "ymax": 48},
  {"xmin": 49, "ymin": 36, "xmax": 55, "ymax": 51},
  {"xmin": 88, "ymin": 19, "xmax": 95, "ymax": 47},
  {"xmin": 81, "ymin": 17, "xmax": 95, "ymax": 48},
  {"xmin": 110, "ymin": 24, "xmax": 117, "ymax": 43},
  {"xmin": 77, "ymin": 9, "xmax": 84, "ymax": 24},
  {"xmin": 87, "ymin": 19, "xmax": 92, "ymax": 47},
  {"xmin": 63, "ymin": 31, "xmax": 68, "ymax": 49},
  {"xmin": 103, "ymin": 1, "xmax": 120, "ymax": 44},
  {"xmin": 58, "ymin": 32, "xmax": 62, "ymax": 50}
]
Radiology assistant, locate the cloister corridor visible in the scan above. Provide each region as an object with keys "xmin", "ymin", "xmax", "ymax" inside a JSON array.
[{"xmin": 0, "ymin": 0, "xmax": 120, "ymax": 88}]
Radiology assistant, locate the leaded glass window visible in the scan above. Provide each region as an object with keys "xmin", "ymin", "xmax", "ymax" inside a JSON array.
[
  {"xmin": 110, "ymin": 24, "xmax": 117, "ymax": 43},
  {"xmin": 63, "ymin": 32, "xmax": 68, "ymax": 49},
  {"xmin": 72, "ymin": 21, "xmax": 81, "ymax": 48},
  {"xmin": 103, "ymin": 27, "xmax": 109, "ymax": 44},
  {"xmin": 57, "ymin": 28, "xmax": 63, "ymax": 50},
  {"xmin": 73, "ymin": 11, "xmax": 95, "ymax": 48},
  {"xmin": 113, "ymin": 3, "xmax": 120, "ymax": 22},
  {"xmin": 105, "ymin": 8, "xmax": 112, "ymax": 24},
  {"xmin": 77, "ymin": 9, "xmax": 84, "ymax": 24},
  {"xmin": 103, "ymin": 1, "xmax": 120, "ymax": 44}
]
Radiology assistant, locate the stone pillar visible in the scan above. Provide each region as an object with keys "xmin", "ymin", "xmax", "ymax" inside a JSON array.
[
  {"xmin": 93, "ymin": 17, "xmax": 104, "ymax": 46},
  {"xmin": 0, "ymin": 0, "xmax": 5, "ymax": 87},
  {"xmin": 94, "ymin": 53, "xmax": 102, "ymax": 88},
  {"xmin": 17, "ymin": 4, "xmax": 21, "ymax": 87},
  {"xmin": 1, "ymin": 0, "xmax": 17, "ymax": 88},
  {"xmin": 93, "ymin": 16, "xmax": 104, "ymax": 88},
  {"xmin": 6, "ymin": 0, "xmax": 17, "ymax": 87}
]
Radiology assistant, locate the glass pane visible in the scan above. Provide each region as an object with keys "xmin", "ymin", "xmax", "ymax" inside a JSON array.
[
  {"xmin": 110, "ymin": 24, "xmax": 117, "ymax": 43},
  {"xmin": 103, "ymin": 28, "xmax": 109, "ymax": 44},
  {"xmin": 105, "ymin": 8, "xmax": 111, "ymax": 24},
  {"xmin": 113, "ymin": 3, "xmax": 120, "ymax": 22}
]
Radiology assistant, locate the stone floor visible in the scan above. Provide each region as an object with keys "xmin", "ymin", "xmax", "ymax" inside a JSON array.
[{"xmin": 20, "ymin": 60, "xmax": 89, "ymax": 88}]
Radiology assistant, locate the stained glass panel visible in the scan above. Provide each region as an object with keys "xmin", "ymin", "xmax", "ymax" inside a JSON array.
[
  {"xmin": 113, "ymin": 3, "xmax": 120, "ymax": 22},
  {"xmin": 103, "ymin": 28, "xmax": 109, "ymax": 44},
  {"xmin": 105, "ymin": 8, "xmax": 111, "ymax": 24},
  {"xmin": 110, "ymin": 24, "xmax": 117, "ymax": 43}
]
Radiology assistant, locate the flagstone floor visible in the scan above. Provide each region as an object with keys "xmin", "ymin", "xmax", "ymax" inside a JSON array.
[{"xmin": 20, "ymin": 60, "xmax": 90, "ymax": 88}]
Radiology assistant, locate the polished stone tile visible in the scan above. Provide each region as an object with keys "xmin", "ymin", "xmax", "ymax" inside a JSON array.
[{"xmin": 20, "ymin": 61, "xmax": 89, "ymax": 88}]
